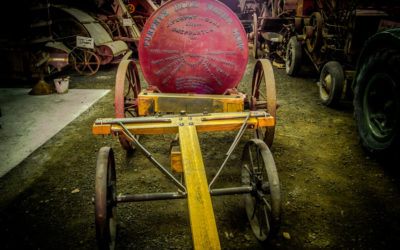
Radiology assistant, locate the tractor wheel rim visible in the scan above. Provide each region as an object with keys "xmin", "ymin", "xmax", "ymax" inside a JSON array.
[
  {"xmin": 320, "ymin": 73, "xmax": 332, "ymax": 101},
  {"xmin": 363, "ymin": 73, "xmax": 399, "ymax": 140}
]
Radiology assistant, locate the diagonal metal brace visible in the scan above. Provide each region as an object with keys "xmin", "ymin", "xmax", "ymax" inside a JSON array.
[{"xmin": 118, "ymin": 122, "xmax": 187, "ymax": 193}]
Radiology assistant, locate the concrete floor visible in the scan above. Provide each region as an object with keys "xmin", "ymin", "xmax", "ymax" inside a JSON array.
[{"xmin": 0, "ymin": 88, "xmax": 110, "ymax": 177}]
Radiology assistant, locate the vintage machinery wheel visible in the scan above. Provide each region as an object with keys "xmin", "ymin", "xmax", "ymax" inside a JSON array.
[
  {"xmin": 285, "ymin": 36, "xmax": 302, "ymax": 76},
  {"xmin": 353, "ymin": 48, "xmax": 400, "ymax": 155},
  {"xmin": 72, "ymin": 49, "xmax": 101, "ymax": 76},
  {"xmin": 319, "ymin": 61, "xmax": 344, "ymax": 107},
  {"xmin": 95, "ymin": 147, "xmax": 117, "ymax": 250},
  {"xmin": 306, "ymin": 12, "xmax": 323, "ymax": 53},
  {"xmin": 253, "ymin": 12, "xmax": 259, "ymax": 59},
  {"xmin": 241, "ymin": 139, "xmax": 281, "ymax": 241},
  {"xmin": 115, "ymin": 60, "xmax": 141, "ymax": 150},
  {"xmin": 251, "ymin": 59, "xmax": 277, "ymax": 147}
]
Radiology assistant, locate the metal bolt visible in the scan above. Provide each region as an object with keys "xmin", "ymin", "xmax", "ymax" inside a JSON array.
[
  {"xmin": 189, "ymin": 122, "xmax": 194, "ymax": 125},
  {"xmin": 179, "ymin": 123, "xmax": 184, "ymax": 126}
]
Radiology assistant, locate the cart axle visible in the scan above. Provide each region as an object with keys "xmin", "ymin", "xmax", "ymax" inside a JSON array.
[{"xmin": 115, "ymin": 186, "xmax": 254, "ymax": 203}]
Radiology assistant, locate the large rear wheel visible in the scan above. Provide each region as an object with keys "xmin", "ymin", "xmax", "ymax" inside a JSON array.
[
  {"xmin": 250, "ymin": 59, "xmax": 277, "ymax": 147},
  {"xmin": 354, "ymin": 48, "xmax": 400, "ymax": 155},
  {"xmin": 114, "ymin": 60, "xmax": 141, "ymax": 150},
  {"xmin": 241, "ymin": 139, "xmax": 281, "ymax": 241}
]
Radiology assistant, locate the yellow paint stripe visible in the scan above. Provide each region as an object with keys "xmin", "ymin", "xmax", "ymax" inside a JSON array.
[
  {"xmin": 179, "ymin": 125, "xmax": 221, "ymax": 250},
  {"xmin": 48, "ymin": 58, "xmax": 69, "ymax": 61}
]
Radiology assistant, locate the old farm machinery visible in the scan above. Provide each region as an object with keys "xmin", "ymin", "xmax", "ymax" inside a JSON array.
[
  {"xmin": 248, "ymin": 1, "xmax": 400, "ymax": 155},
  {"xmin": 28, "ymin": 0, "xmax": 158, "ymax": 79},
  {"xmin": 92, "ymin": 0, "xmax": 281, "ymax": 249},
  {"xmin": 248, "ymin": 0, "xmax": 399, "ymax": 107}
]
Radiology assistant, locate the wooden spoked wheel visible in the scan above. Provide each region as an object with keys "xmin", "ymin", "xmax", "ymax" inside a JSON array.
[
  {"xmin": 95, "ymin": 147, "xmax": 117, "ymax": 250},
  {"xmin": 250, "ymin": 59, "xmax": 277, "ymax": 147},
  {"xmin": 241, "ymin": 139, "xmax": 281, "ymax": 241},
  {"xmin": 253, "ymin": 12, "xmax": 259, "ymax": 59},
  {"xmin": 72, "ymin": 49, "xmax": 101, "ymax": 76},
  {"xmin": 114, "ymin": 60, "xmax": 141, "ymax": 150}
]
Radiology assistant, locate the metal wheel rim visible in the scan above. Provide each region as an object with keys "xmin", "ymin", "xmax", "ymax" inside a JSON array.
[
  {"xmin": 241, "ymin": 139, "xmax": 280, "ymax": 241},
  {"xmin": 363, "ymin": 73, "xmax": 399, "ymax": 141},
  {"xmin": 251, "ymin": 59, "xmax": 277, "ymax": 147},
  {"xmin": 115, "ymin": 60, "xmax": 141, "ymax": 150},
  {"xmin": 320, "ymin": 73, "xmax": 332, "ymax": 101},
  {"xmin": 115, "ymin": 60, "xmax": 141, "ymax": 118},
  {"xmin": 95, "ymin": 147, "xmax": 117, "ymax": 250},
  {"xmin": 285, "ymin": 41, "xmax": 293, "ymax": 71},
  {"xmin": 73, "ymin": 50, "xmax": 101, "ymax": 76}
]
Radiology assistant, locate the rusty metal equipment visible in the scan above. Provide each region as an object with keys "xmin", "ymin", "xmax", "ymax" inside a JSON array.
[
  {"xmin": 247, "ymin": 0, "xmax": 400, "ymax": 107},
  {"xmin": 246, "ymin": 0, "xmax": 302, "ymax": 64},
  {"xmin": 27, "ymin": 0, "xmax": 153, "ymax": 79},
  {"xmin": 97, "ymin": 0, "xmax": 158, "ymax": 48},
  {"xmin": 92, "ymin": 0, "xmax": 281, "ymax": 249},
  {"xmin": 55, "ymin": 6, "xmax": 130, "ymax": 76},
  {"xmin": 351, "ymin": 28, "xmax": 400, "ymax": 156}
]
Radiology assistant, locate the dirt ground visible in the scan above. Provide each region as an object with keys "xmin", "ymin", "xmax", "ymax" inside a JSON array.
[{"xmin": 1, "ymin": 56, "xmax": 400, "ymax": 250}]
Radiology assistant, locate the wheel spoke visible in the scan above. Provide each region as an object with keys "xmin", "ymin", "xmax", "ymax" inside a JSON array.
[
  {"xmin": 87, "ymin": 52, "xmax": 93, "ymax": 62},
  {"xmin": 256, "ymin": 147, "xmax": 261, "ymax": 174},
  {"xmin": 262, "ymin": 197, "xmax": 272, "ymax": 212},
  {"xmin": 257, "ymin": 69, "xmax": 264, "ymax": 92},
  {"xmin": 258, "ymin": 89, "xmax": 266, "ymax": 100},
  {"xmin": 126, "ymin": 70, "xmax": 133, "ymax": 97},
  {"xmin": 251, "ymin": 198, "xmax": 257, "ymax": 220},
  {"xmin": 88, "ymin": 63, "xmax": 95, "ymax": 73},
  {"xmin": 248, "ymin": 145, "xmax": 255, "ymax": 172},
  {"xmin": 258, "ymin": 203, "xmax": 263, "ymax": 237},
  {"xmin": 243, "ymin": 164, "xmax": 252, "ymax": 177},
  {"xmin": 126, "ymin": 110, "xmax": 136, "ymax": 117},
  {"xmin": 263, "ymin": 202, "xmax": 270, "ymax": 233},
  {"xmin": 80, "ymin": 63, "xmax": 88, "ymax": 71}
]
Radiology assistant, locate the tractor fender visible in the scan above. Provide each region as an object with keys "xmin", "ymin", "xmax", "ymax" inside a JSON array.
[{"xmin": 352, "ymin": 28, "xmax": 400, "ymax": 90}]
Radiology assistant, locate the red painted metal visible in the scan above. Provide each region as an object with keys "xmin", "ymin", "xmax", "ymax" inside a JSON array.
[
  {"xmin": 115, "ymin": 59, "xmax": 141, "ymax": 150},
  {"xmin": 251, "ymin": 59, "xmax": 276, "ymax": 147},
  {"xmin": 138, "ymin": 0, "xmax": 249, "ymax": 94}
]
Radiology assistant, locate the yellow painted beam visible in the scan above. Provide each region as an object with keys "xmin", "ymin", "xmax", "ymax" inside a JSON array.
[
  {"xmin": 92, "ymin": 111, "xmax": 274, "ymax": 135},
  {"xmin": 179, "ymin": 125, "xmax": 221, "ymax": 250}
]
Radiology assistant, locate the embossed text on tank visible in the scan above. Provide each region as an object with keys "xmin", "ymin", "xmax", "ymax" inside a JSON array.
[{"xmin": 139, "ymin": 0, "xmax": 249, "ymax": 94}]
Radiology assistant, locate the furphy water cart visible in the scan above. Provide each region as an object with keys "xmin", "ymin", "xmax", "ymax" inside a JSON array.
[{"xmin": 92, "ymin": 0, "xmax": 281, "ymax": 249}]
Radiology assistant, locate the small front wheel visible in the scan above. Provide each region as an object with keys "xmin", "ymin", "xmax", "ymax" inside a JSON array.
[
  {"xmin": 241, "ymin": 139, "xmax": 281, "ymax": 241},
  {"xmin": 319, "ymin": 61, "xmax": 345, "ymax": 107},
  {"xmin": 114, "ymin": 60, "xmax": 141, "ymax": 150}
]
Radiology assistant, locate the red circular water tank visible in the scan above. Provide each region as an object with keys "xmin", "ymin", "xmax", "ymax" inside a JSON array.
[{"xmin": 139, "ymin": 0, "xmax": 249, "ymax": 94}]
